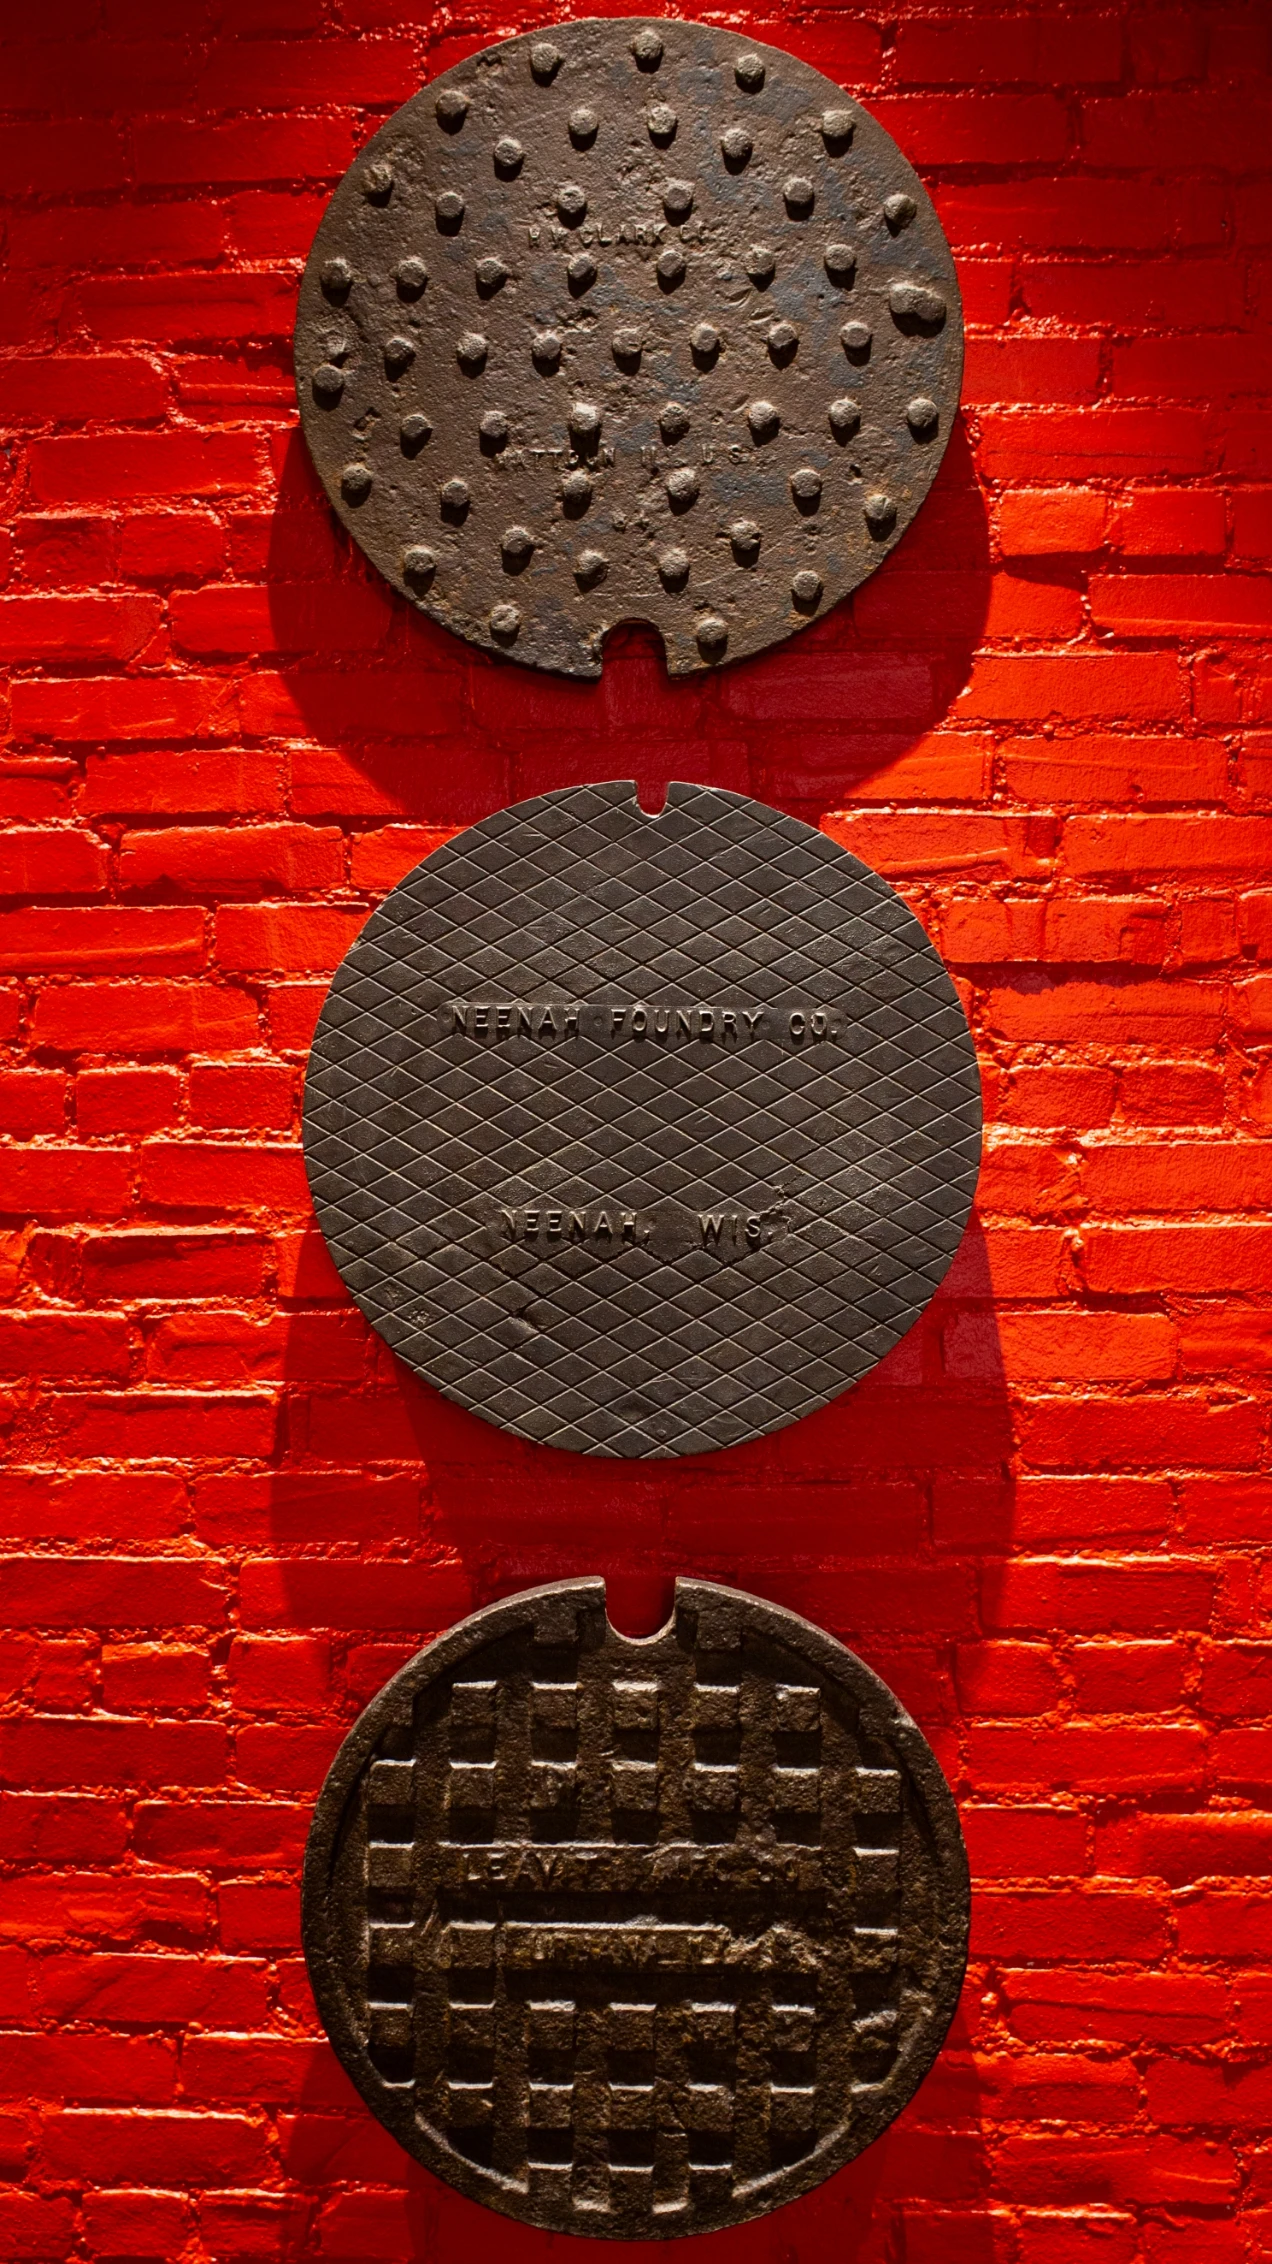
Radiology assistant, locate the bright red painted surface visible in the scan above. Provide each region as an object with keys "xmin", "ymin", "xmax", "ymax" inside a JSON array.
[{"xmin": 0, "ymin": 1, "xmax": 1270, "ymax": 2257}]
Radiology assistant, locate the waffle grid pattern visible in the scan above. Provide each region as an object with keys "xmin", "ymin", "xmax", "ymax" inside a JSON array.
[{"xmin": 326, "ymin": 1583, "xmax": 956, "ymax": 2238}]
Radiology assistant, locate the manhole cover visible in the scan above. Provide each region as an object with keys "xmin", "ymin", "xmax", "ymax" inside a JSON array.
[
  {"xmin": 304, "ymin": 783, "xmax": 981, "ymax": 1458},
  {"xmin": 304, "ymin": 1577, "xmax": 969, "ymax": 2239},
  {"xmin": 294, "ymin": 18, "xmax": 962, "ymax": 676}
]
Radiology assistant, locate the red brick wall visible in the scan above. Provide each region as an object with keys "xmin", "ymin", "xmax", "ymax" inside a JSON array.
[{"xmin": 1, "ymin": 1, "xmax": 1270, "ymax": 2257}]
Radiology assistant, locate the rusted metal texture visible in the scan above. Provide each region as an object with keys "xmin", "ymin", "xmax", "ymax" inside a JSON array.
[
  {"xmin": 294, "ymin": 19, "xmax": 962, "ymax": 677},
  {"xmin": 302, "ymin": 783, "xmax": 981, "ymax": 1458},
  {"xmin": 303, "ymin": 1577, "xmax": 970, "ymax": 2238}
]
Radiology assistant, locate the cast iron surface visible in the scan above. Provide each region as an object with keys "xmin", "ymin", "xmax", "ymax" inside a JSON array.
[
  {"xmin": 304, "ymin": 1577, "xmax": 970, "ymax": 2238},
  {"xmin": 294, "ymin": 19, "xmax": 962, "ymax": 677},
  {"xmin": 303, "ymin": 783, "xmax": 981, "ymax": 1458}
]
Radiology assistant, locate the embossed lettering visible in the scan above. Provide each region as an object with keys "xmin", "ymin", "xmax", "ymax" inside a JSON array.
[
  {"xmin": 449, "ymin": 999, "xmax": 829, "ymax": 1047},
  {"xmin": 699, "ymin": 1211, "xmax": 766, "ymax": 1251}
]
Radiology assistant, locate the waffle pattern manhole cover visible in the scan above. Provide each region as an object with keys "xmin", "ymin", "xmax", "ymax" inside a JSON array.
[
  {"xmin": 304, "ymin": 784, "xmax": 981, "ymax": 1458},
  {"xmin": 304, "ymin": 1577, "xmax": 969, "ymax": 2238},
  {"xmin": 294, "ymin": 18, "xmax": 962, "ymax": 676}
]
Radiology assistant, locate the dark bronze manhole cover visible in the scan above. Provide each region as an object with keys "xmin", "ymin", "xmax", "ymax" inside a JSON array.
[
  {"xmin": 304, "ymin": 784, "xmax": 981, "ymax": 1458},
  {"xmin": 304, "ymin": 1577, "xmax": 969, "ymax": 2238},
  {"xmin": 294, "ymin": 19, "xmax": 962, "ymax": 676}
]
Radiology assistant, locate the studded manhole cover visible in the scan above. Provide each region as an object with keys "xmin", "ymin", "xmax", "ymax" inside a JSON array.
[
  {"xmin": 294, "ymin": 18, "xmax": 962, "ymax": 676},
  {"xmin": 303, "ymin": 783, "xmax": 981, "ymax": 1458},
  {"xmin": 304, "ymin": 1577, "xmax": 970, "ymax": 2238}
]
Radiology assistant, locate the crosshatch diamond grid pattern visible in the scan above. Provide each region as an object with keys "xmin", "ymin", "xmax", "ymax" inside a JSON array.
[
  {"xmin": 304, "ymin": 782, "xmax": 981, "ymax": 1456},
  {"xmin": 302, "ymin": 1579, "xmax": 971, "ymax": 2240}
]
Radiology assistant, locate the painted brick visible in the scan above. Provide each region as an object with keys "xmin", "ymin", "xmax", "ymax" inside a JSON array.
[
  {"xmin": 1082, "ymin": 93, "xmax": 1272, "ymax": 171},
  {"xmin": 0, "ymin": 1317, "xmax": 129, "ymax": 1382},
  {"xmin": 0, "ymin": 1871, "xmax": 210, "ymax": 1947},
  {"xmin": 81, "ymin": 2190, "xmax": 192, "ymax": 2257},
  {"xmin": 0, "ymin": 1150, "xmax": 133, "ymax": 1221},
  {"xmin": 1090, "ymin": 575, "xmax": 1272, "ymax": 639},
  {"xmin": 0, "ymin": 121, "xmax": 125, "ymax": 194},
  {"xmin": 2, "ymin": 12, "xmax": 1268, "ymax": 2255},
  {"xmin": 1233, "ymin": 489, "xmax": 1272, "ymax": 559},
  {"xmin": 237, "ymin": 1560, "xmax": 473, "ymax": 1632},
  {"xmin": 76, "ymin": 274, "xmax": 297, "ymax": 345},
  {"xmin": 977, "ymin": 409, "xmax": 1211, "ymax": 482},
  {"xmin": 133, "ymin": 1800, "xmax": 309, "ymax": 1871},
  {"xmin": 0, "ymin": 1072, "xmax": 64, "ymax": 1138},
  {"xmin": 35, "ymin": 1954, "xmax": 269, "ymax": 2027},
  {"xmin": 1001, "ymin": 1972, "xmax": 1230, "ymax": 2048},
  {"xmin": 100, "ymin": 1644, "xmax": 212, "ymax": 1712},
  {"xmin": 973, "ymin": 1892, "xmax": 1171, "ymax": 1963},
  {"xmin": 81, "ymin": 1231, "xmax": 267, "ymax": 1300},
  {"xmin": 984, "ymin": 981, "xmax": 1226, "ymax": 1047},
  {"xmin": 870, "ymin": 94, "xmax": 1069, "ymax": 165},
  {"xmin": 39, "ymin": 2109, "xmax": 272, "ymax": 2184},
  {"xmin": 33, "ymin": 982, "xmax": 257, "ymax": 1055},
  {"xmin": 997, "ymin": 491, "xmax": 1109, "ymax": 558},
  {"xmin": 188, "ymin": 1062, "xmax": 294, "ymax": 1130},
  {"xmin": 46, "ymin": 1393, "xmax": 276, "ymax": 1460},
  {"xmin": 985, "ymin": 1560, "xmax": 1217, "ymax": 1634},
  {"xmin": 82, "ymin": 747, "xmax": 284, "ymax": 818},
  {"xmin": 137, "ymin": 1144, "xmax": 308, "ymax": 1213},
  {"xmin": 10, "ymin": 676, "xmax": 238, "ymax": 744},
  {"xmin": 0, "ymin": 1558, "xmax": 224, "ymax": 1630},
  {"xmin": 0, "ymin": 830, "xmax": 109, "ymax": 896},
  {"xmin": 961, "ymin": 1804, "xmax": 1086, "ymax": 1878},
  {"xmin": 214, "ymin": 902, "xmax": 369, "ymax": 973},
  {"xmin": 27, "ymin": 434, "xmax": 261, "ymax": 506},
  {"xmin": 940, "ymin": 180, "xmax": 1220, "ymax": 252},
  {"xmin": 0, "ymin": 594, "xmax": 160, "ymax": 664},
  {"xmin": 1000, "ymin": 735, "xmax": 1228, "ymax": 806},
  {"xmin": 120, "ymin": 824, "xmax": 342, "ymax": 896},
  {"xmin": 76, "ymin": 1059, "xmax": 183, "ymax": 1132},
  {"xmin": 996, "ymin": 2133, "xmax": 1238, "ymax": 2206},
  {"xmin": 956, "ymin": 653, "xmax": 1183, "ymax": 722},
  {"xmin": 1022, "ymin": 263, "xmax": 1242, "ymax": 331},
  {"xmin": 133, "ymin": 115, "xmax": 355, "ymax": 186},
  {"xmin": 1117, "ymin": 491, "xmax": 1228, "ymax": 558},
  {"xmin": 0, "ymin": 909, "xmax": 205, "ymax": 974},
  {"xmin": 170, "ymin": 583, "xmax": 389, "ymax": 656}
]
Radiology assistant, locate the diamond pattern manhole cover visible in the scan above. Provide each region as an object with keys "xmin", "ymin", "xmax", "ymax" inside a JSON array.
[
  {"xmin": 304, "ymin": 1576, "xmax": 969, "ymax": 2239},
  {"xmin": 294, "ymin": 18, "xmax": 962, "ymax": 676},
  {"xmin": 303, "ymin": 783, "xmax": 981, "ymax": 1457}
]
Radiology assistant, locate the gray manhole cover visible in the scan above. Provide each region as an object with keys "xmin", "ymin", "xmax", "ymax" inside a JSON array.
[
  {"xmin": 304, "ymin": 1577, "xmax": 970, "ymax": 2239},
  {"xmin": 294, "ymin": 18, "xmax": 962, "ymax": 676},
  {"xmin": 303, "ymin": 783, "xmax": 981, "ymax": 1458}
]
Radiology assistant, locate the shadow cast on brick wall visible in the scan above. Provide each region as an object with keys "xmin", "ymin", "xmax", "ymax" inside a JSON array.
[{"xmin": 264, "ymin": 419, "xmax": 991, "ymax": 826}]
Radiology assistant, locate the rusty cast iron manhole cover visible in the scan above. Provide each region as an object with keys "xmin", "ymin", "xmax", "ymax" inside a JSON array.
[
  {"xmin": 294, "ymin": 19, "xmax": 962, "ymax": 676},
  {"xmin": 304, "ymin": 1577, "xmax": 969, "ymax": 2239},
  {"xmin": 304, "ymin": 784, "xmax": 981, "ymax": 1458}
]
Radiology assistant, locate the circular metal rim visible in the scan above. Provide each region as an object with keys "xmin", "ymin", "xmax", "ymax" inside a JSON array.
[
  {"xmin": 301, "ymin": 781, "xmax": 984, "ymax": 1460},
  {"xmin": 302, "ymin": 1575, "xmax": 971, "ymax": 2239},
  {"xmin": 293, "ymin": 17, "xmax": 964, "ymax": 678}
]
